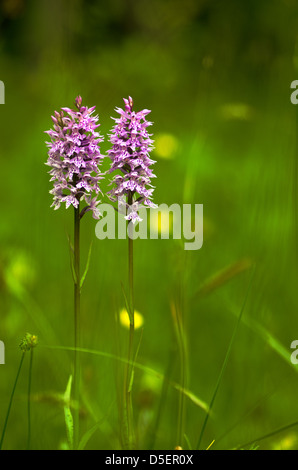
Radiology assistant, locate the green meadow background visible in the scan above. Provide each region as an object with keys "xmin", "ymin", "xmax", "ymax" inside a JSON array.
[{"xmin": 1, "ymin": 0, "xmax": 298, "ymax": 450}]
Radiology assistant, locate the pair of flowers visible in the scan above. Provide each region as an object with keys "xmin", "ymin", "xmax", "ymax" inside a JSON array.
[{"xmin": 45, "ymin": 96, "xmax": 156, "ymax": 223}]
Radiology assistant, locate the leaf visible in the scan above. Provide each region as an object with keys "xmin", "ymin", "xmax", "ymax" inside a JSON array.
[
  {"xmin": 78, "ymin": 423, "xmax": 100, "ymax": 450},
  {"xmin": 64, "ymin": 375, "xmax": 72, "ymax": 402},
  {"xmin": 184, "ymin": 433, "xmax": 193, "ymax": 450},
  {"xmin": 228, "ymin": 300, "xmax": 296, "ymax": 372},
  {"xmin": 44, "ymin": 344, "xmax": 209, "ymax": 412},
  {"xmin": 64, "ymin": 407, "xmax": 74, "ymax": 450},
  {"xmin": 66, "ymin": 231, "xmax": 74, "ymax": 254},
  {"xmin": 63, "ymin": 375, "xmax": 74, "ymax": 450},
  {"xmin": 196, "ymin": 267, "xmax": 255, "ymax": 449},
  {"xmin": 236, "ymin": 421, "xmax": 298, "ymax": 450},
  {"xmin": 197, "ymin": 258, "xmax": 253, "ymax": 296},
  {"xmin": 80, "ymin": 242, "xmax": 93, "ymax": 290},
  {"xmin": 177, "ymin": 387, "xmax": 210, "ymax": 412},
  {"xmin": 206, "ymin": 439, "xmax": 215, "ymax": 450},
  {"xmin": 128, "ymin": 369, "xmax": 135, "ymax": 394},
  {"xmin": 120, "ymin": 282, "xmax": 134, "ymax": 325},
  {"xmin": 128, "ymin": 328, "xmax": 143, "ymax": 393},
  {"xmin": 66, "ymin": 233, "xmax": 77, "ymax": 284}
]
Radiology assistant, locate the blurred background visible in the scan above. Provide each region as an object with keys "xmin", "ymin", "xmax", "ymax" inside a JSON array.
[{"xmin": 1, "ymin": 0, "xmax": 298, "ymax": 450}]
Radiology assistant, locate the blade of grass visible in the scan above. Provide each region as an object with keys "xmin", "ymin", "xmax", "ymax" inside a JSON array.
[
  {"xmin": 184, "ymin": 433, "xmax": 193, "ymax": 450},
  {"xmin": 128, "ymin": 328, "xmax": 143, "ymax": 393},
  {"xmin": 42, "ymin": 344, "xmax": 209, "ymax": 412},
  {"xmin": 80, "ymin": 241, "xmax": 93, "ymax": 290},
  {"xmin": 243, "ymin": 316, "xmax": 293, "ymax": 365},
  {"xmin": 213, "ymin": 388, "xmax": 276, "ymax": 448},
  {"xmin": 66, "ymin": 232, "xmax": 77, "ymax": 285},
  {"xmin": 235, "ymin": 421, "xmax": 298, "ymax": 450},
  {"xmin": 226, "ymin": 299, "xmax": 297, "ymax": 373},
  {"xmin": 121, "ymin": 282, "xmax": 133, "ymax": 325},
  {"xmin": 147, "ymin": 346, "xmax": 177, "ymax": 450},
  {"xmin": 171, "ymin": 301, "xmax": 187, "ymax": 448},
  {"xmin": 78, "ymin": 422, "xmax": 101, "ymax": 450},
  {"xmin": 196, "ymin": 268, "xmax": 255, "ymax": 449},
  {"xmin": 206, "ymin": 439, "xmax": 215, "ymax": 450},
  {"xmin": 196, "ymin": 258, "xmax": 253, "ymax": 297}
]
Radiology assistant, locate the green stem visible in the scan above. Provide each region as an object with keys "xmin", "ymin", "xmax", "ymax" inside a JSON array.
[
  {"xmin": 124, "ymin": 191, "xmax": 135, "ymax": 449},
  {"xmin": 0, "ymin": 352, "xmax": 25, "ymax": 450},
  {"xmin": 27, "ymin": 349, "xmax": 33, "ymax": 450},
  {"xmin": 176, "ymin": 308, "xmax": 186, "ymax": 448},
  {"xmin": 74, "ymin": 204, "xmax": 81, "ymax": 449}
]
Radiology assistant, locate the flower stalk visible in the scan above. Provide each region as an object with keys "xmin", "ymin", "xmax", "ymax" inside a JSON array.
[
  {"xmin": 107, "ymin": 97, "xmax": 156, "ymax": 449},
  {"xmin": 73, "ymin": 204, "xmax": 81, "ymax": 449},
  {"xmin": 27, "ymin": 348, "xmax": 34, "ymax": 450},
  {"xmin": 125, "ymin": 190, "xmax": 135, "ymax": 449},
  {"xmin": 0, "ymin": 334, "xmax": 37, "ymax": 451}
]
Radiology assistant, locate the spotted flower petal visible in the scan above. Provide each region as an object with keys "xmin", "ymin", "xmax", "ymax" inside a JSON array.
[
  {"xmin": 107, "ymin": 97, "xmax": 156, "ymax": 221},
  {"xmin": 45, "ymin": 97, "xmax": 104, "ymax": 219}
]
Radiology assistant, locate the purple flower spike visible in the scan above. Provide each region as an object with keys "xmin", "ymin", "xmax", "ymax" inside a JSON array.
[
  {"xmin": 45, "ymin": 97, "xmax": 104, "ymax": 219},
  {"xmin": 107, "ymin": 96, "xmax": 156, "ymax": 223}
]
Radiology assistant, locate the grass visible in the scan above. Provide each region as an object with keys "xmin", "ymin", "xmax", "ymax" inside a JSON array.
[
  {"xmin": 1, "ymin": 120, "xmax": 297, "ymax": 449},
  {"xmin": 1, "ymin": 2, "xmax": 298, "ymax": 447}
]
